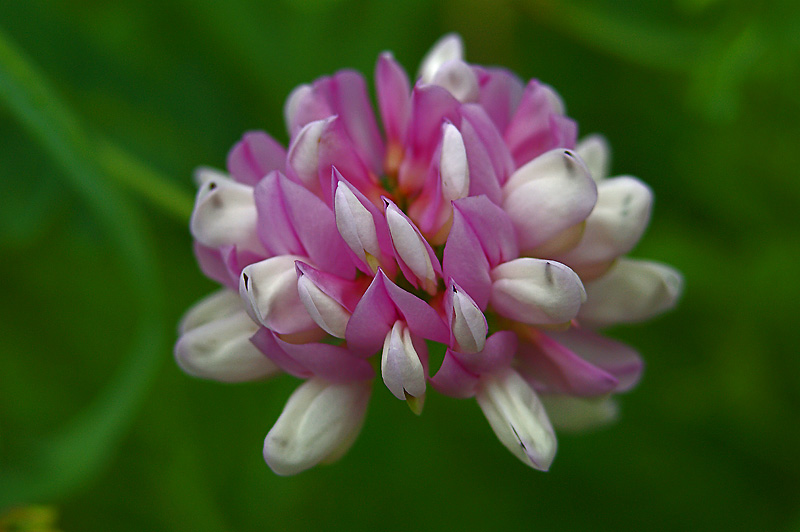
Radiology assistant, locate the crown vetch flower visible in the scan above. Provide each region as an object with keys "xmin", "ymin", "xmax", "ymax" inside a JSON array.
[{"xmin": 176, "ymin": 34, "xmax": 683, "ymax": 475}]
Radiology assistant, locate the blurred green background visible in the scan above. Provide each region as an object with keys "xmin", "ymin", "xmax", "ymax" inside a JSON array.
[{"xmin": 1, "ymin": 0, "xmax": 799, "ymax": 530}]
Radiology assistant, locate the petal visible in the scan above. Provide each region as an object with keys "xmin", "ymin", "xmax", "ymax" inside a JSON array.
[
  {"xmin": 502, "ymin": 149, "xmax": 598, "ymax": 253},
  {"xmin": 440, "ymin": 122, "xmax": 470, "ymax": 201},
  {"xmin": 263, "ymin": 378, "xmax": 371, "ymax": 475},
  {"xmin": 445, "ymin": 281, "xmax": 487, "ymax": 354},
  {"xmin": 381, "ymin": 321, "xmax": 427, "ymax": 400},
  {"xmin": 418, "ymin": 33, "xmax": 464, "ymax": 83},
  {"xmin": 227, "ymin": 131, "xmax": 286, "ymax": 186},
  {"xmin": 254, "ymin": 172, "xmax": 355, "ymax": 279},
  {"xmin": 556, "ymin": 176, "xmax": 653, "ymax": 268},
  {"xmin": 545, "ymin": 328, "xmax": 643, "ymax": 392},
  {"xmin": 284, "ymin": 83, "xmax": 333, "ymax": 138},
  {"xmin": 475, "ymin": 66, "xmax": 525, "ymax": 135},
  {"xmin": 490, "ymin": 258, "xmax": 586, "ymax": 325},
  {"xmin": 452, "ymin": 195, "xmax": 518, "ymax": 266},
  {"xmin": 190, "ymin": 176, "xmax": 262, "ymax": 252},
  {"xmin": 399, "ymin": 84, "xmax": 461, "ymax": 194},
  {"xmin": 459, "ymin": 114, "xmax": 502, "ymax": 204},
  {"xmin": 376, "ymin": 52, "xmax": 411, "ymax": 149},
  {"xmin": 285, "ymin": 118, "xmax": 332, "ymax": 193},
  {"xmin": 430, "ymin": 351, "xmax": 479, "ymax": 398},
  {"xmin": 240, "ymin": 255, "xmax": 318, "ymax": 334},
  {"xmin": 384, "ymin": 198, "xmax": 442, "ymax": 294},
  {"xmin": 504, "ymin": 80, "xmax": 573, "ymax": 166},
  {"xmin": 452, "ymin": 330, "xmax": 517, "ymax": 375},
  {"xmin": 576, "ymin": 134, "xmax": 611, "ymax": 182},
  {"xmin": 442, "ymin": 202, "xmax": 492, "ymax": 309},
  {"xmin": 578, "ymin": 258, "xmax": 684, "ymax": 327},
  {"xmin": 178, "ymin": 288, "xmax": 242, "ymax": 334},
  {"xmin": 431, "ymin": 60, "xmax": 480, "ymax": 103},
  {"xmin": 460, "ymin": 103, "xmax": 515, "ymax": 187},
  {"xmin": 516, "ymin": 331, "xmax": 619, "ymax": 397},
  {"xmin": 476, "ymin": 368, "xmax": 557, "ymax": 471},
  {"xmin": 193, "ymin": 242, "xmax": 238, "ymax": 291},
  {"xmin": 297, "ymin": 272, "xmax": 351, "ymax": 338},
  {"xmin": 334, "ymin": 178, "xmax": 388, "ymax": 274},
  {"xmin": 539, "ymin": 395, "xmax": 618, "ymax": 432},
  {"xmin": 346, "ymin": 271, "xmax": 448, "ymax": 355},
  {"xmin": 175, "ymin": 309, "xmax": 279, "ymax": 383}
]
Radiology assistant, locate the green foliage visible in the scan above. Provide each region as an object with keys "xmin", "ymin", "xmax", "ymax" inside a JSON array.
[{"xmin": 0, "ymin": 0, "xmax": 798, "ymax": 530}]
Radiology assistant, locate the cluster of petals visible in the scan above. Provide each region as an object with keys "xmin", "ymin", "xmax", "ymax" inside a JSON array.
[{"xmin": 175, "ymin": 34, "xmax": 683, "ymax": 475}]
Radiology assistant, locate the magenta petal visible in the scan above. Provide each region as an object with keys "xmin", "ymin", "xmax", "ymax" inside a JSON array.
[
  {"xmin": 255, "ymin": 172, "xmax": 355, "ymax": 279},
  {"xmin": 459, "ymin": 116, "xmax": 502, "ymax": 204},
  {"xmin": 222, "ymin": 245, "xmax": 266, "ymax": 283},
  {"xmin": 460, "ymin": 104, "xmax": 515, "ymax": 187},
  {"xmin": 399, "ymin": 84, "xmax": 461, "ymax": 193},
  {"xmin": 430, "ymin": 351, "xmax": 479, "ymax": 398},
  {"xmin": 316, "ymin": 71, "xmax": 385, "ymax": 175},
  {"xmin": 453, "ymin": 330, "xmax": 517, "ymax": 375},
  {"xmin": 194, "ymin": 242, "xmax": 237, "ymax": 290},
  {"xmin": 295, "ymin": 261, "xmax": 362, "ymax": 312},
  {"xmin": 546, "ymin": 328, "xmax": 643, "ymax": 392},
  {"xmin": 276, "ymin": 336, "xmax": 374, "ymax": 382},
  {"xmin": 443, "ymin": 203, "xmax": 492, "ymax": 309},
  {"xmin": 475, "ymin": 66, "xmax": 525, "ymax": 134},
  {"xmin": 376, "ymin": 52, "xmax": 411, "ymax": 147},
  {"xmin": 346, "ymin": 271, "xmax": 447, "ymax": 355},
  {"xmin": 227, "ymin": 131, "xmax": 287, "ymax": 186},
  {"xmin": 285, "ymin": 84, "xmax": 334, "ymax": 138},
  {"xmin": 317, "ymin": 117, "xmax": 378, "ymax": 205},
  {"xmin": 504, "ymin": 80, "xmax": 569, "ymax": 167},
  {"xmin": 250, "ymin": 328, "xmax": 312, "ymax": 379},
  {"xmin": 517, "ymin": 332, "xmax": 619, "ymax": 397},
  {"xmin": 452, "ymin": 196, "xmax": 518, "ymax": 266}
]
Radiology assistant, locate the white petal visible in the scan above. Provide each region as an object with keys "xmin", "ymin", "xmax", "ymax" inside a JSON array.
[
  {"xmin": 190, "ymin": 175, "xmax": 261, "ymax": 251},
  {"xmin": 578, "ymin": 258, "xmax": 683, "ymax": 327},
  {"xmin": 381, "ymin": 321, "xmax": 426, "ymax": 400},
  {"xmin": 263, "ymin": 378, "xmax": 371, "ymax": 476},
  {"xmin": 476, "ymin": 368, "xmax": 557, "ymax": 471},
  {"xmin": 576, "ymin": 134, "xmax": 611, "ymax": 182},
  {"xmin": 440, "ymin": 123, "xmax": 470, "ymax": 202},
  {"xmin": 296, "ymin": 273, "xmax": 350, "ymax": 338},
  {"xmin": 175, "ymin": 309, "xmax": 279, "ymax": 383},
  {"xmin": 450, "ymin": 286, "xmax": 487, "ymax": 354},
  {"xmin": 334, "ymin": 181, "xmax": 381, "ymax": 267},
  {"xmin": 490, "ymin": 258, "xmax": 586, "ymax": 325},
  {"xmin": 239, "ymin": 255, "xmax": 317, "ymax": 334},
  {"xmin": 502, "ymin": 149, "xmax": 598, "ymax": 252},
  {"xmin": 178, "ymin": 289, "xmax": 243, "ymax": 334},
  {"xmin": 193, "ymin": 166, "xmax": 228, "ymax": 188},
  {"xmin": 286, "ymin": 118, "xmax": 331, "ymax": 190},
  {"xmin": 540, "ymin": 395, "xmax": 619, "ymax": 432},
  {"xmin": 418, "ymin": 33, "xmax": 464, "ymax": 84},
  {"xmin": 558, "ymin": 176, "xmax": 653, "ymax": 267},
  {"xmin": 431, "ymin": 60, "xmax": 479, "ymax": 103},
  {"xmin": 386, "ymin": 203, "xmax": 437, "ymax": 293}
]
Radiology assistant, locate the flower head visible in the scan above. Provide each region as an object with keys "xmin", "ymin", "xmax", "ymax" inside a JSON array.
[{"xmin": 176, "ymin": 34, "xmax": 683, "ymax": 474}]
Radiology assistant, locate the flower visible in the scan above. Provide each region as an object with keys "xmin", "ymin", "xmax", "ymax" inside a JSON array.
[{"xmin": 176, "ymin": 34, "xmax": 683, "ymax": 475}]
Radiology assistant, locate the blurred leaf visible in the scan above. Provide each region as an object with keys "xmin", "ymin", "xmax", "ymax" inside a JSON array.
[{"xmin": 0, "ymin": 26, "xmax": 166, "ymax": 506}]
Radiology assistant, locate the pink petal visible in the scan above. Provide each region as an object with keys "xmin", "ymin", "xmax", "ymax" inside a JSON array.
[
  {"xmin": 346, "ymin": 271, "xmax": 448, "ymax": 355},
  {"xmin": 460, "ymin": 103, "xmax": 515, "ymax": 186},
  {"xmin": 451, "ymin": 330, "xmax": 517, "ymax": 375},
  {"xmin": 430, "ymin": 351, "xmax": 479, "ymax": 398},
  {"xmin": 545, "ymin": 328, "xmax": 643, "ymax": 392},
  {"xmin": 442, "ymin": 203, "xmax": 492, "ymax": 309},
  {"xmin": 452, "ymin": 196, "xmax": 518, "ymax": 266},
  {"xmin": 399, "ymin": 84, "xmax": 461, "ymax": 194},
  {"xmin": 227, "ymin": 131, "xmax": 287, "ymax": 186},
  {"xmin": 516, "ymin": 332, "xmax": 619, "ymax": 397},
  {"xmin": 475, "ymin": 66, "xmax": 525, "ymax": 134},
  {"xmin": 376, "ymin": 52, "xmax": 411, "ymax": 149},
  {"xmin": 255, "ymin": 172, "xmax": 355, "ymax": 279},
  {"xmin": 194, "ymin": 242, "xmax": 237, "ymax": 290}
]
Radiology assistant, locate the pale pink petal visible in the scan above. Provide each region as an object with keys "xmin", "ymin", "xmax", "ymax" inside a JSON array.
[
  {"xmin": 516, "ymin": 333, "xmax": 619, "ymax": 397},
  {"xmin": 445, "ymin": 281, "xmax": 487, "ymax": 354},
  {"xmin": 475, "ymin": 66, "xmax": 525, "ymax": 134},
  {"xmin": 432, "ymin": 60, "xmax": 480, "ymax": 103},
  {"xmin": 418, "ymin": 33, "xmax": 464, "ymax": 83},
  {"xmin": 576, "ymin": 134, "xmax": 611, "ymax": 182},
  {"xmin": 227, "ymin": 131, "xmax": 287, "ymax": 186},
  {"xmin": 381, "ymin": 321, "xmax": 427, "ymax": 400},
  {"xmin": 545, "ymin": 328, "xmax": 643, "ymax": 392},
  {"xmin": 376, "ymin": 52, "xmax": 411, "ymax": 149},
  {"xmin": 384, "ymin": 198, "xmax": 442, "ymax": 294}
]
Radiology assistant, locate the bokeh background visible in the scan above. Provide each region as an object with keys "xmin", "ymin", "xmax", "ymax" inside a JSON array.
[{"xmin": 1, "ymin": 0, "xmax": 799, "ymax": 530}]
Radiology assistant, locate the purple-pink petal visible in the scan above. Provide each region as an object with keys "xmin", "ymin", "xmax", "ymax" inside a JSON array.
[
  {"xmin": 517, "ymin": 332, "xmax": 619, "ymax": 397},
  {"xmin": 376, "ymin": 52, "xmax": 411, "ymax": 149},
  {"xmin": 452, "ymin": 196, "xmax": 518, "ymax": 266},
  {"xmin": 546, "ymin": 328, "xmax": 644, "ymax": 392},
  {"xmin": 227, "ymin": 131, "xmax": 287, "ymax": 186},
  {"xmin": 430, "ymin": 351, "xmax": 479, "ymax": 398},
  {"xmin": 442, "ymin": 204, "xmax": 492, "ymax": 309},
  {"xmin": 475, "ymin": 66, "xmax": 525, "ymax": 134}
]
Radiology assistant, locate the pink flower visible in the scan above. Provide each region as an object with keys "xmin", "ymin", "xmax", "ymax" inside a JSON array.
[{"xmin": 176, "ymin": 34, "xmax": 683, "ymax": 475}]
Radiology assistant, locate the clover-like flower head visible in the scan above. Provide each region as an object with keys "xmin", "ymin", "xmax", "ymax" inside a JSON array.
[{"xmin": 176, "ymin": 34, "xmax": 683, "ymax": 475}]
